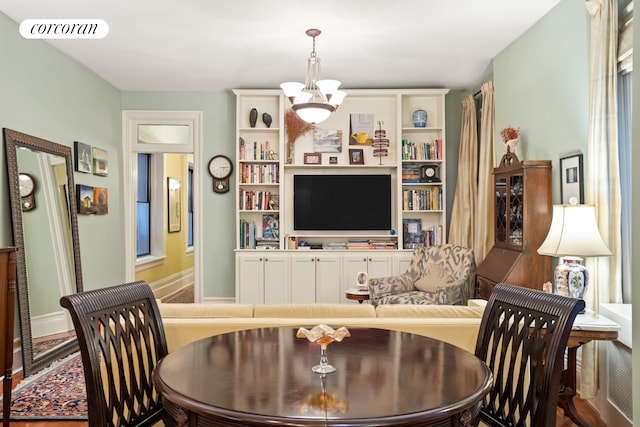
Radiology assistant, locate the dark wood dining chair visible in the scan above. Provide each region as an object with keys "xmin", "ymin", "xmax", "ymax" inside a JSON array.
[
  {"xmin": 474, "ymin": 283, "xmax": 585, "ymax": 427},
  {"xmin": 60, "ymin": 281, "xmax": 176, "ymax": 427}
]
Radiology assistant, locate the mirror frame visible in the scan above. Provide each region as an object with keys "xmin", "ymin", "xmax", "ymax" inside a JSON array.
[{"xmin": 3, "ymin": 128, "xmax": 83, "ymax": 376}]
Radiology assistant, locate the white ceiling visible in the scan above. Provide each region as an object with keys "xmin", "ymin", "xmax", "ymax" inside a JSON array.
[{"xmin": 0, "ymin": 0, "xmax": 561, "ymax": 92}]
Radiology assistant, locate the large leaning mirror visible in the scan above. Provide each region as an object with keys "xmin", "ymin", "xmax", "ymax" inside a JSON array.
[{"xmin": 3, "ymin": 128, "xmax": 83, "ymax": 377}]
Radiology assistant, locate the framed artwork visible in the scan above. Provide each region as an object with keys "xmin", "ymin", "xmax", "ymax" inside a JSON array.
[
  {"xmin": 92, "ymin": 147, "xmax": 108, "ymax": 176},
  {"xmin": 76, "ymin": 184, "xmax": 94, "ymax": 215},
  {"xmin": 329, "ymin": 156, "xmax": 338, "ymax": 164},
  {"xmin": 349, "ymin": 149, "xmax": 364, "ymax": 165},
  {"xmin": 93, "ymin": 187, "xmax": 109, "ymax": 215},
  {"xmin": 168, "ymin": 177, "xmax": 181, "ymax": 232},
  {"xmin": 560, "ymin": 154, "xmax": 584, "ymax": 205},
  {"xmin": 304, "ymin": 153, "xmax": 322, "ymax": 165},
  {"xmin": 313, "ymin": 129, "xmax": 342, "ymax": 153},
  {"xmin": 74, "ymin": 141, "xmax": 92, "ymax": 173},
  {"xmin": 349, "ymin": 113, "xmax": 374, "ymax": 146}
]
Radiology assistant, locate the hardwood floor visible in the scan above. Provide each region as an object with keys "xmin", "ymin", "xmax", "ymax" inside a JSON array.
[{"xmin": 6, "ymin": 395, "xmax": 608, "ymax": 427}]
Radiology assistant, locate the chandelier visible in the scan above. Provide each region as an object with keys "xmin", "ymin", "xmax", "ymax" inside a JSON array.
[{"xmin": 281, "ymin": 29, "xmax": 346, "ymax": 124}]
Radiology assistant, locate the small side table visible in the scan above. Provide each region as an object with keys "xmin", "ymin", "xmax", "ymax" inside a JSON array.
[
  {"xmin": 559, "ymin": 312, "xmax": 620, "ymax": 427},
  {"xmin": 345, "ymin": 287, "xmax": 370, "ymax": 304}
]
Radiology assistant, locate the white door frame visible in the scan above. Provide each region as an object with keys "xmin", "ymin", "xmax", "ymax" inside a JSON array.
[{"xmin": 122, "ymin": 110, "xmax": 203, "ymax": 302}]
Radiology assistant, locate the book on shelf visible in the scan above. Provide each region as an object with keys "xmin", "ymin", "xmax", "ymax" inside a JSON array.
[
  {"xmin": 401, "ymin": 139, "xmax": 443, "ymax": 160},
  {"xmin": 239, "ymin": 219, "xmax": 256, "ymax": 249},
  {"xmin": 326, "ymin": 242, "xmax": 348, "ymax": 250},
  {"xmin": 238, "ymin": 137, "xmax": 276, "ymax": 161},
  {"xmin": 262, "ymin": 214, "xmax": 279, "ymax": 239},
  {"xmin": 256, "ymin": 237, "xmax": 279, "ymax": 250},
  {"xmin": 403, "ymin": 218, "xmax": 424, "ymax": 249}
]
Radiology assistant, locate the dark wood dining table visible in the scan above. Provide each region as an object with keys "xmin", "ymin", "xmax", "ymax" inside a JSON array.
[{"xmin": 153, "ymin": 327, "xmax": 492, "ymax": 427}]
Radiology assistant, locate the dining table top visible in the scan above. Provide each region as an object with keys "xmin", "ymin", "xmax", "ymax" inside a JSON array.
[{"xmin": 153, "ymin": 326, "xmax": 492, "ymax": 427}]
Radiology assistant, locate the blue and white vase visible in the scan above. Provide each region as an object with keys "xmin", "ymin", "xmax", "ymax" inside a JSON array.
[{"xmin": 413, "ymin": 108, "xmax": 427, "ymax": 128}]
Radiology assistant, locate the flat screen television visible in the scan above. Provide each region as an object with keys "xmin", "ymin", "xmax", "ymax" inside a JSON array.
[{"xmin": 293, "ymin": 174, "xmax": 392, "ymax": 231}]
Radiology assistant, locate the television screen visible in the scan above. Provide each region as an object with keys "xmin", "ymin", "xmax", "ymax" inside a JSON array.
[{"xmin": 293, "ymin": 174, "xmax": 392, "ymax": 231}]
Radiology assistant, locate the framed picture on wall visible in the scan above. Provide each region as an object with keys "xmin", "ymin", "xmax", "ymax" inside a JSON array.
[
  {"xmin": 168, "ymin": 177, "xmax": 181, "ymax": 232},
  {"xmin": 74, "ymin": 141, "xmax": 92, "ymax": 173},
  {"xmin": 560, "ymin": 154, "xmax": 584, "ymax": 205}
]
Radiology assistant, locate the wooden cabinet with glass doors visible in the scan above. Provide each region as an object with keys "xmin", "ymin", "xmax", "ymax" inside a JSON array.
[{"xmin": 476, "ymin": 152, "xmax": 552, "ymax": 299}]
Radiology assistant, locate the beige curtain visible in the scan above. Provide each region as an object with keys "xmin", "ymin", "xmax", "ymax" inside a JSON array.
[
  {"xmin": 474, "ymin": 81, "xmax": 495, "ymax": 264},
  {"xmin": 582, "ymin": 0, "xmax": 623, "ymax": 399},
  {"xmin": 449, "ymin": 96, "xmax": 478, "ymax": 249}
]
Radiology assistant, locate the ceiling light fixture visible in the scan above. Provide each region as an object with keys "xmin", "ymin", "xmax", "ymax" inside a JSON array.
[{"xmin": 281, "ymin": 29, "xmax": 346, "ymax": 125}]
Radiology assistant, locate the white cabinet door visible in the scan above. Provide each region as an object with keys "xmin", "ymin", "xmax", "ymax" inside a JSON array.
[
  {"xmin": 236, "ymin": 253, "xmax": 265, "ymax": 304},
  {"xmin": 342, "ymin": 253, "xmax": 394, "ymax": 301},
  {"xmin": 342, "ymin": 255, "xmax": 368, "ymax": 294},
  {"xmin": 395, "ymin": 251, "xmax": 414, "ymax": 275},
  {"xmin": 314, "ymin": 253, "xmax": 342, "ymax": 303},
  {"xmin": 290, "ymin": 254, "xmax": 316, "ymax": 303},
  {"xmin": 263, "ymin": 254, "xmax": 290, "ymax": 304},
  {"xmin": 366, "ymin": 253, "xmax": 394, "ymax": 279}
]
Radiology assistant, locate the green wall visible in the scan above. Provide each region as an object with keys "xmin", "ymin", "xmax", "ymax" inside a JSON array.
[
  {"xmin": 0, "ymin": 11, "xmax": 125, "ymax": 291},
  {"xmin": 121, "ymin": 91, "xmax": 236, "ymax": 298},
  {"xmin": 494, "ymin": 0, "xmax": 589, "ymax": 203}
]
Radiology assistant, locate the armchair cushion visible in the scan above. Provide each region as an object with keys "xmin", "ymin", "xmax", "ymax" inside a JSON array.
[{"xmin": 414, "ymin": 259, "xmax": 453, "ymax": 293}]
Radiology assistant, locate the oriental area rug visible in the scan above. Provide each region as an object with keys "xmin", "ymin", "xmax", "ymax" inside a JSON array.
[{"xmin": 0, "ymin": 353, "xmax": 87, "ymax": 421}]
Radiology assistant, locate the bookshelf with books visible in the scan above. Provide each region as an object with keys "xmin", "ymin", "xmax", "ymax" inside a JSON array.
[
  {"xmin": 234, "ymin": 89, "xmax": 448, "ymax": 303},
  {"xmin": 235, "ymin": 90, "xmax": 283, "ymax": 250},
  {"xmin": 400, "ymin": 92, "xmax": 447, "ymax": 249}
]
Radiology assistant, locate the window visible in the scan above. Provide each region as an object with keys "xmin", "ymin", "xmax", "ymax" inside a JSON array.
[
  {"xmin": 617, "ymin": 1, "xmax": 632, "ymax": 303},
  {"xmin": 187, "ymin": 165, "xmax": 194, "ymax": 248},
  {"xmin": 136, "ymin": 153, "xmax": 151, "ymax": 256}
]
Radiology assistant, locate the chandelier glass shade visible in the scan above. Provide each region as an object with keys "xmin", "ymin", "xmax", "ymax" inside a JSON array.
[{"xmin": 281, "ymin": 29, "xmax": 346, "ymax": 124}]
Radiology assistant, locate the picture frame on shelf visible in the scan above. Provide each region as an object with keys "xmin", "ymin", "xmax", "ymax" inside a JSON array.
[
  {"xmin": 304, "ymin": 153, "xmax": 322, "ymax": 165},
  {"xmin": 167, "ymin": 177, "xmax": 181, "ymax": 232},
  {"xmin": 559, "ymin": 154, "xmax": 584, "ymax": 205},
  {"xmin": 349, "ymin": 149, "xmax": 364, "ymax": 165},
  {"xmin": 329, "ymin": 156, "xmax": 338, "ymax": 164},
  {"xmin": 313, "ymin": 129, "xmax": 342, "ymax": 152}
]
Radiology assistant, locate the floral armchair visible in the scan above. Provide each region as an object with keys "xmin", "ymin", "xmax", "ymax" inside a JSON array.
[{"xmin": 368, "ymin": 244, "xmax": 476, "ymax": 306}]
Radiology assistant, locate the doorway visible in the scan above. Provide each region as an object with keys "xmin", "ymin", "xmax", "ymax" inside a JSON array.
[{"xmin": 122, "ymin": 111, "xmax": 203, "ymax": 301}]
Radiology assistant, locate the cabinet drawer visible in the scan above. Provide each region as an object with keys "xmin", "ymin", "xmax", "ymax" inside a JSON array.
[{"xmin": 477, "ymin": 276, "xmax": 495, "ymax": 300}]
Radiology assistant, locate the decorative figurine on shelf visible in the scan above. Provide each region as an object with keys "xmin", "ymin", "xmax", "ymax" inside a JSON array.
[
  {"xmin": 413, "ymin": 108, "xmax": 427, "ymax": 127},
  {"xmin": 500, "ymin": 126, "xmax": 520, "ymax": 157},
  {"xmin": 372, "ymin": 120, "xmax": 389, "ymax": 165},
  {"xmin": 297, "ymin": 324, "xmax": 350, "ymax": 374},
  {"xmin": 262, "ymin": 112, "xmax": 273, "ymax": 128},
  {"xmin": 249, "ymin": 108, "xmax": 258, "ymax": 128}
]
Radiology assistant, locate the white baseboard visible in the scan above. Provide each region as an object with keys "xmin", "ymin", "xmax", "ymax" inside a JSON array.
[
  {"xmin": 31, "ymin": 310, "xmax": 74, "ymax": 338},
  {"xmin": 202, "ymin": 296, "xmax": 236, "ymax": 304},
  {"xmin": 148, "ymin": 268, "xmax": 194, "ymax": 299}
]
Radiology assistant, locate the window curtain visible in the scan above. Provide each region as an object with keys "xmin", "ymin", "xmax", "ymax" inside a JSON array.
[
  {"xmin": 474, "ymin": 81, "xmax": 495, "ymax": 263},
  {"xmin": 582, "ymin": 0, "xmax": 623, "ymax": 399},
  {"xmin": 449, "ymin": 95, "xmax": 478, "ymax": 250}
]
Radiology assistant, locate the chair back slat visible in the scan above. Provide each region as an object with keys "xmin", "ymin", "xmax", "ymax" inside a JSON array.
[
  {"xmin": 60, "ymin": 281, "xmax": 170, "ymax": 427},
  {"xmin": 475, "ymin": 283, "xmax": 584, "ymax": 427}
]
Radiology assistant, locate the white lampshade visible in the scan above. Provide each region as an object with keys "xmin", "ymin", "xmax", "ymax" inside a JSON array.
[
  {"xmin": 293, "ymin": 103, "xmax": 332, "ymax": 124},
  {"xmin": 537, "ymin": 204, "xmax": 612, "ymax": 257},
  {"xmin": 280, "ymin": 82, "xmax": 304, "ymax": 101}
]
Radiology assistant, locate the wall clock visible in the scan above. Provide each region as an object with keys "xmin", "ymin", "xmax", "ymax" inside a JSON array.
[
  {"xmin": 420, "ymin": 165, "xmax": 441, "ymax": 183},
  {"xmin": 208, "ymin": 155, "xmax": 233, "ymax": 193},
  {"xmin": 18, "ymin": 172, "xmax": 36, "ymax": 211}
]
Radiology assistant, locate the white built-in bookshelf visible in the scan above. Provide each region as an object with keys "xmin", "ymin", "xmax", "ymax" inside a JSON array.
[{"xmin": 233, "ymin": 88, "xmax": 449, "ymax": 303}]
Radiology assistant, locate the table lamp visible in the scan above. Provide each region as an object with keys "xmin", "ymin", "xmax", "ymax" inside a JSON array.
[{"xmin": 537, "ymin": 204, "xmax": 611, "ymax": 299}]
